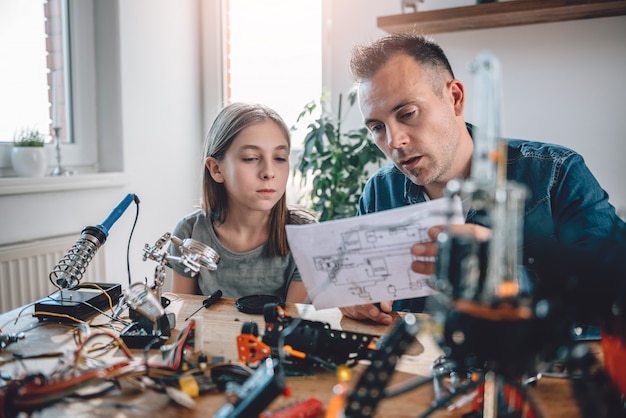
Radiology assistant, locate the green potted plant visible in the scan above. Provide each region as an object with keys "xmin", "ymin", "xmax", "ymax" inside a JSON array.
[
  {"xmin": 11, "ymin": 127, "xmax": 48, "ymax": 177},
  {"xmin": 293, "ymin": 90, "xmax": 387, "ymax": 221}
]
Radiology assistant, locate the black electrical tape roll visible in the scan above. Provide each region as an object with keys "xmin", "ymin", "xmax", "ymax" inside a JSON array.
[{"xmin": 235, "ymin": 294, "xmax": 284, "ymax": 314}]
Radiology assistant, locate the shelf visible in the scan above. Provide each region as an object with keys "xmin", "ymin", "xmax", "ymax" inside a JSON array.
[{"xmin": 377, "ymin": 0, "xmax": 626, "ymax": 34}]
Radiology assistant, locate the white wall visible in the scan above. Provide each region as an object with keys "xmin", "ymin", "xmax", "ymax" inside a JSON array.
[
  {"xmin": 112, "ymin": 0, "xmax": 205, "ymax": 283},
  {"xmin": 325, "ymin": 0, "xmax": 626, "ymax": 214},
  {"xmin": 0, "ymin": 0, "xmax": 205, "ymax": 288},
  {"xmin": 1, "ymin": 0, "xmax": 624, "ymax": 293}
]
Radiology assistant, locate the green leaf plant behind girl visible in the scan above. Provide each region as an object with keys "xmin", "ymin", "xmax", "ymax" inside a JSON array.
[{"xmin": 169, "ymin": 103, "xmax": 316, "ymax": 303}]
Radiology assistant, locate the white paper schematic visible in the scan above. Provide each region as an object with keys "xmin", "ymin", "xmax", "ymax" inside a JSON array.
[{"xmin": 286, "ymin": 196, "xmax": 464, "ymax": 309}]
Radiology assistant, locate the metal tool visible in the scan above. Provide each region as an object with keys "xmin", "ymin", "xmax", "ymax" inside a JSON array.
[
  {"xmin": 184, "ymin": 290, "xmax": 223, "ymax": 321},
  {"xmin": 143, "ymin": 233, "xmax": 220, "ymax": 305}
]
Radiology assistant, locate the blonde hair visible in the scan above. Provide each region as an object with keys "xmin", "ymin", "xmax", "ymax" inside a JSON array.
[{"xmin": 202, "ymin": 102, "xmax": 299, "ymax": 257}]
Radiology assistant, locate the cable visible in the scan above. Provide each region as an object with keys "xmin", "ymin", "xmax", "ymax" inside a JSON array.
[
  {"xmin": 3, "ymin": 324, "xmax": 199, "ymax": 413},
  {"xmin": 31, "ymin": 311, "xmax": 86, "ymax": 324},
  {"xmin": 79, "ymin": 301, "xmax": 130, "ymax": 327},
  {"xmin": 79, "ymin": 283, "xmax": 114, "ymax": 312},
  {"xmin": 73, "ymin": 329, "xmax": 134, "ymax": 363},
  {"xmin": 277, "ymin": 317, "xmax": 301, "ymax": 367},
  {"xmin": 126, "ymin": 194, "xmax": 141, "ymax": 286},
  {"xmin": 12, "ymin": 302, "xmax": 38, "ymax": 326},
  {"xmin": 0, "ymin": 303, "xmax": 35, "ymax": 330},
  {"xmin": 383, "ymin": 375, "xmax": 434, "ymax": 399},
  {"xmin": 12, "ymin": 352, "xmax": 65, "ymax": 360}
]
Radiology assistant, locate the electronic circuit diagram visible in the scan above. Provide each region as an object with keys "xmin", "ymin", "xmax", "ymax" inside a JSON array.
[
  {"xmin": 286, "ymin": 197, "xmax": 464, "ymax": 309},
  {"xmin": 312, "ymin": 224, "xmax": 433, "ymax": 303}
]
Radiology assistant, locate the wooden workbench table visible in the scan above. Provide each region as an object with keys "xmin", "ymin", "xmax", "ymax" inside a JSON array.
[{"xmin": 0, "ymin": 293, "xmax": 589, "ymax": 417}]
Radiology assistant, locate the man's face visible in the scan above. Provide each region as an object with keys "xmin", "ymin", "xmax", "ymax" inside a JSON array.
[{"xmin": 358, "ymin": 53, "xmax": 468, "ymax": 194}]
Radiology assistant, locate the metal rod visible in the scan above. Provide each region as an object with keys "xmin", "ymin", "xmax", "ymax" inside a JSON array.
[{"xmin": 49, "ymin": 126, "xmax": 71, "ymax": 176}]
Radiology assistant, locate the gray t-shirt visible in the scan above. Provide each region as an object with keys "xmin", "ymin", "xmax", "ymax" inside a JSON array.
[{"xmin": 169, "ymin": 209, "xmax": 303, "ymax": 299}]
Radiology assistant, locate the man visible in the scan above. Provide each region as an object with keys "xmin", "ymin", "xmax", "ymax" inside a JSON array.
[{"xmin": 340, "ymin": 33, "xmax": 625, "ymax": 325}]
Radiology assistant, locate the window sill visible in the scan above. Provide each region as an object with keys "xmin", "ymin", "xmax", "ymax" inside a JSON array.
[{"xmin": 0, "ymin": 172, "xmax": 129, "ymax": 196}]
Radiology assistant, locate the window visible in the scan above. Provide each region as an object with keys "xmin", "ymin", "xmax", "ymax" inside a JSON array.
[
  {"xmin": 0, "ymin": 0, "xmax": 121, "ymax": 177},
  {"xmin": 0, "ymin": 0, "xmax": 52, "ymax": 143},
  {"xmin": 225, "ymin": 0, "xmax": 322, "ymax": 145},
  {"xmin": 222, "ymin": 0, "xmax": 323, "ymax": 205}
]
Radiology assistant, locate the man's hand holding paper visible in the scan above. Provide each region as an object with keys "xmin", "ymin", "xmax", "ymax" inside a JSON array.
[{"xmin": 286, "ymin": 196, "xmax": 464, "ymax": 311}]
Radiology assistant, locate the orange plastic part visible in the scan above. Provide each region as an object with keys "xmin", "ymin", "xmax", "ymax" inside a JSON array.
[
  {"xmin": 601, "ymin": 330, "xmax": 626, "ymax": 397},
  {"xmin": 236, "ymin": 333, "xmax": 271, "ymax": 364}
]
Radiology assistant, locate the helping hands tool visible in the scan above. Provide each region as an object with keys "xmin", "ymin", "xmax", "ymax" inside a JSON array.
[{"xmin": 185, "ymin": 290, "xmax": 223, "ymax": 321}]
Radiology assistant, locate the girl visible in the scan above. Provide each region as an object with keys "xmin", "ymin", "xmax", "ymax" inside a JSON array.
[{"xmin": 169, "ymin": 103, "xmax": 315, "ymax": 303}]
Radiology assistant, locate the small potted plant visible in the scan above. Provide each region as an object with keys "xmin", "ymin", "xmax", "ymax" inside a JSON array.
[{"xmin": 11, "ymin": 127, "xmax": 48, "ymax": 177}]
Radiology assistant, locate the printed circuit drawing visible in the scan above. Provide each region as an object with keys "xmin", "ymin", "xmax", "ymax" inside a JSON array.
[
  {"xmin": 286, "ymin": 196, "xmax": 464, "ymax": 309},
  {"xmin": 313, "ymin": 223, "xmax": 435, "ymax": 302}
]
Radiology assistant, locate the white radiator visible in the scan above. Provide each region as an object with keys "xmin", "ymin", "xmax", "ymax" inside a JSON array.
[{"xmin": 0, "ymin": 234, "xmax": 106, "ymax": 314}]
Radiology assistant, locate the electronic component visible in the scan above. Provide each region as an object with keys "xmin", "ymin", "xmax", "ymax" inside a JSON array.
[
  {"xmin": 236, "ymin": 303, "xmax": 379, "ymax": 371},
  {"xmin": 210, "ymin": 364, "xmax": 252, "ymax": 391},
  {"xmin": 175, "ymin": 373, "xmax": 217, "ymax": 397},
  {"xmin": 0, "ymin": 321, "xmax": 200, "ymax": 416},
  {"xmin": 214, "ymin": 357, "xmax": 286, "ymax": 418},
  {"xmin": 261, "ymin": 397, "xmax": 324, "ymax": 418},
  {"xmin": 344, "ymin": 314, "xmax": 419, "ymax": 418},
  {"xmin": 34, "ymin": 283, "xmax": 122, "ymax": 322},
  {"xmin": 116, "ymin": 282, "xmax": 165, "ymax": 321},
  {"xmin": 0, "ymin": 331, "xmax": 25, "ymax": 350},
  {"xmin": 115, "ymin": 282, "xmax": 173, "ymax": 349}
]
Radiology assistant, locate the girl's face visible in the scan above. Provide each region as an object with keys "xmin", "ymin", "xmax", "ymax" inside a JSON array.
[{"xmin": 206, "ymin": 120, "xmax": 290, "ymax": 215}]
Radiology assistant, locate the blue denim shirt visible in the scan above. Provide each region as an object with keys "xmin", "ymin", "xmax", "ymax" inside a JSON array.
[{"xmin": 357, "ymin": 124, "xmax": 626, "ymax": 312}]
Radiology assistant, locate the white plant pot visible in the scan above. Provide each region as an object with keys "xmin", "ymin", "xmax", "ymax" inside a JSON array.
[{"xmin": 11, "ymin": 147, "xmax": 47, "ymax": 177}]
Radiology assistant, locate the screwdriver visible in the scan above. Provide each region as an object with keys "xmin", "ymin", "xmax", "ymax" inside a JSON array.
[{"xmin": 185, "ymin": 290, "xmax": 223, "ymax": 321}]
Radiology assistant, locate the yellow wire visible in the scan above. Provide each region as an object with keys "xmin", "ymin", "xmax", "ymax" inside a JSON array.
[
  {"xmin": 32, "ymin": 311, "xmax": 86, "ymax": 324},
  {"xmin": 78, "ymin": 282, "xmax": 114, "ymax": 312}
]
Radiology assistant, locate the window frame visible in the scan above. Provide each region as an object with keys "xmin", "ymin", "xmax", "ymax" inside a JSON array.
[
  {"xmin": 0, "ymin": 0, "xmax": 123, "ymax": 179},
  {"xmin": 60, "ymin": 0, "xmax": 98, "ymax": 171}
]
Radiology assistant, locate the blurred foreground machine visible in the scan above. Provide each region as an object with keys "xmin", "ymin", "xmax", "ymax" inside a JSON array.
[
  {"xmin": 433, "ymin": 52, "xmax": 538, "ymax": 382},
  {"xmin": 428, "ymin": 52, "xmax": 626, "ymax": 418}
]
